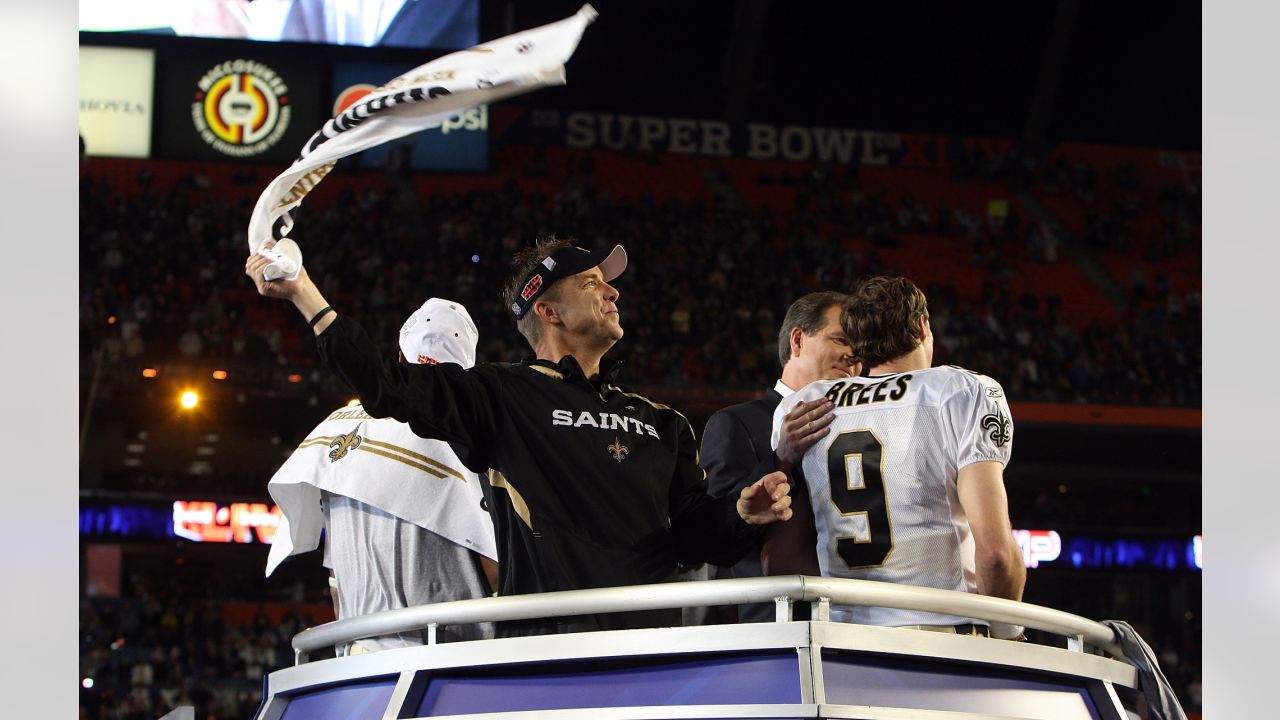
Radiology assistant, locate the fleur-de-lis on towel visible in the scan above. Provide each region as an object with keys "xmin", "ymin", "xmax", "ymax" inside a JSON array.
[{"xmin": 329, "ymin": 429, "xmax": 362, "ymax": 462}]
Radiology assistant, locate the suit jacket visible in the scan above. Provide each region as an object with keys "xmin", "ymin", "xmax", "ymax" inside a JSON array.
[{"xmin": 700, "ymin": 388, "xmax": 783, "ymax": 623}]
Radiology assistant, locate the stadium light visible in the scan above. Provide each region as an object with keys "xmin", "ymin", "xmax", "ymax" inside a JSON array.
[
  {"xmin": 81, "ymin": 678, "xmax": 94, "ymax": 689},
  {"xmin": 212, "ymin": 370, "xmax": 228, "ymax": 380},
  {"xmin": 180, "ymin": 390, "xmax": 199, "ymax": 409},
  {"xmin": 288, "ymin": 373, "xmax": 302, "ymax": 383},
  {"xmin": 142, "ymin": 368, "xmax": 158, "ymax": 378}
]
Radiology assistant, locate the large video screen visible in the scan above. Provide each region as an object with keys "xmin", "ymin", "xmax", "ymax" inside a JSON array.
[{"xmin": 79, "ymin": 0, "xmax": 479, "ymax": 50}]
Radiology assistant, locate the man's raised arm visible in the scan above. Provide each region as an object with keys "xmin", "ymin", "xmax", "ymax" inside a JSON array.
[
  {"xmin": 244, "ymin": 243, "xmax": 498, "ymax": 460},
  {"xmin": 245, "ymin": 245, "xmax": 337, "ymax": 335}
]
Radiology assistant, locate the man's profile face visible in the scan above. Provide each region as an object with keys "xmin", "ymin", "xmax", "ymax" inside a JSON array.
[
  {"xmin": 797, "ymin": 304, "xmax": 857, "ymax": 383},
  {"xmin": 550, "ymin": 266, "xmax": 623, "ymax": 346}
]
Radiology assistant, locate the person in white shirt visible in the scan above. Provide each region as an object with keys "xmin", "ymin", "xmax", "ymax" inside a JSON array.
[
  {"xmin": 266, "ymin": 297, "xmax": 498, "ymax": 650},
  {"xmin": 764, "ymin": 276, "xmax": 1025, "ymax": 639}
]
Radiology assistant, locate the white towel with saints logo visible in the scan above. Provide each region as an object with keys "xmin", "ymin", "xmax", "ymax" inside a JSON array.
[
  {"xmin": 248, "ymin": 4, "xmax": 598, "ymax": 261},
  {"xmin": 265, "ymin": 403, "xmax": 496, "ymax": 576},
  {"xmin": 770, "ymin": 366, "xmax": 1013, "ymax": 627}
]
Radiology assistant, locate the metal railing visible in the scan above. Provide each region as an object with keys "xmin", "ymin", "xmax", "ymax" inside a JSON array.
[{"xmin": 291, "ymin": 576, "xmax": 1124, "ymax": 663}]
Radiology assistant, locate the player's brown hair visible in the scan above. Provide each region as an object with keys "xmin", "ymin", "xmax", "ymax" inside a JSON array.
[
  {"xmin": 777, "ymin": 291, "xmax": 849, "ymax": 367},
  {"xmin": 503, "ymin": 236, "xmax": 576, "ymax": 349},
  {"xmin": 842, "ymin": 276, "xmax": 929, "ymax": 367}
]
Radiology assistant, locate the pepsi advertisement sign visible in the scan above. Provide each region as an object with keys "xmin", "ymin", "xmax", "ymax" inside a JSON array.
[{"xmin": 331, "ymin": 61, "xmax": 489, "ymax": 173}]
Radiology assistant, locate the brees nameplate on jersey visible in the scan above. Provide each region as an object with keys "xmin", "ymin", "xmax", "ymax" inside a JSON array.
[
  {"xmin": 552, "ymin": 409, "xmax": 661, "ymax": 439},
  {"xmin": 823, "ymin": 375, "xmax": 913, "ymax": 407}
]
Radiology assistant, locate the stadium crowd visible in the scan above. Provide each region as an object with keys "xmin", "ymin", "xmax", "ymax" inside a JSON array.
[
  {"xmin": 79, "ymin": 566, "xmax": 331, "ymax": 720},
  {"xmin": 79, "ymin": 148, "xmax": 1200, "ymax": 408}
]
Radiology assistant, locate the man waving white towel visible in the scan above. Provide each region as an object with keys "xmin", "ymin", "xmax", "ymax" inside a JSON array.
[{"xmin": 266, "ymin": 298, "xmax": 497, "ymax": 650}]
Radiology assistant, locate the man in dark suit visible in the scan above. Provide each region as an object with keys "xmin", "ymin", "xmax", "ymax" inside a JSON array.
[{"xmin": 699, "ymin": 291, "xmax": 858, "ymax": 622}]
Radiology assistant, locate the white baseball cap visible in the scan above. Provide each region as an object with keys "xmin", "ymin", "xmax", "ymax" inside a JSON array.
[{"xmin": 398, "ymin": 298, "xmax": 479, "ymax": 369}]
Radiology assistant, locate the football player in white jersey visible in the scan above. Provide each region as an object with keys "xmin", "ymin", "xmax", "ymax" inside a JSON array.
[
  {"xmin": 266, "ymin": 298, "xmax": 499, "ymax": 650},
  {"xmin": 764, "ymin": 276, "xmax": 1025, "ymax": 638}
]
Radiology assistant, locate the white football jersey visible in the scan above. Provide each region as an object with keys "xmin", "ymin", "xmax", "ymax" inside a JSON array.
[{"xmin": 771, "ymin": 366, "xmax": 1013, "ymax": 627}]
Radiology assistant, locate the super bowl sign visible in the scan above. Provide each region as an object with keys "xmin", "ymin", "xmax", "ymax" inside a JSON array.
[{"xmin": 192, "ymin": 59, "xmax": 291, "ymax": 157}]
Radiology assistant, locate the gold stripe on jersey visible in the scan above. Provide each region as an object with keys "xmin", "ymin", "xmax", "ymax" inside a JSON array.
[
  {"xmin": 360, "ymin": 437, "xmax": 466, "ymax": 481},
  {"xmin": 528, "ymin": 365, "xmax": 565, "ymax": 380},
  {"xmin": 487, "ymin": 469, "xmax": 533, "ymax": 529},
  {"xmin": 607, "ymin": 385, "xmax": 704, "ymax": 465},
  {"xmin": 607, "ymin": 385, "xmax": 673, "ymax": 412}
]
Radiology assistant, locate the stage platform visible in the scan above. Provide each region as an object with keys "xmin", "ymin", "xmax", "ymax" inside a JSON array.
[{"xmin": 254, "ymin": 576, "xmax": 1141, "ymax": 720}]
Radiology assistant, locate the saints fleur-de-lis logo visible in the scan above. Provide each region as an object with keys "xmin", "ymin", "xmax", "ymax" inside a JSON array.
[
  {"xmin": 329, "ymin": 429, "xmax": 362, "ymax": 462},
  {"xmin": 607, "ymin": 437, "xmax": 629, "ymax": 462},
  {"xmin": 981, "ymin": 408, "xmax": 1012, "ymax": 447}
]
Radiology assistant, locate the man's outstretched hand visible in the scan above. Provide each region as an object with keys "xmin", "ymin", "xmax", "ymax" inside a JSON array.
[{"xmin": 738, "ymin": 471, "xmax": 793, "ymax": 524}]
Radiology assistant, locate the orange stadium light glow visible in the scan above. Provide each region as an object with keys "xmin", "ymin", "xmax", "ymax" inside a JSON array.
[
  {"xmin": 287, "ymin": 374, "xmax": 302, "ymax": 383},
  {"xmin": 180, "ymin": 390, "xmax": 199, "ymax": 409},
  {"xmin": 212, "ymin": 370, "xmax": 228, "ymax": 380},
  {"xmin": 141, "ymin": 368, "xmax": 158, "ymax": 378}
]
